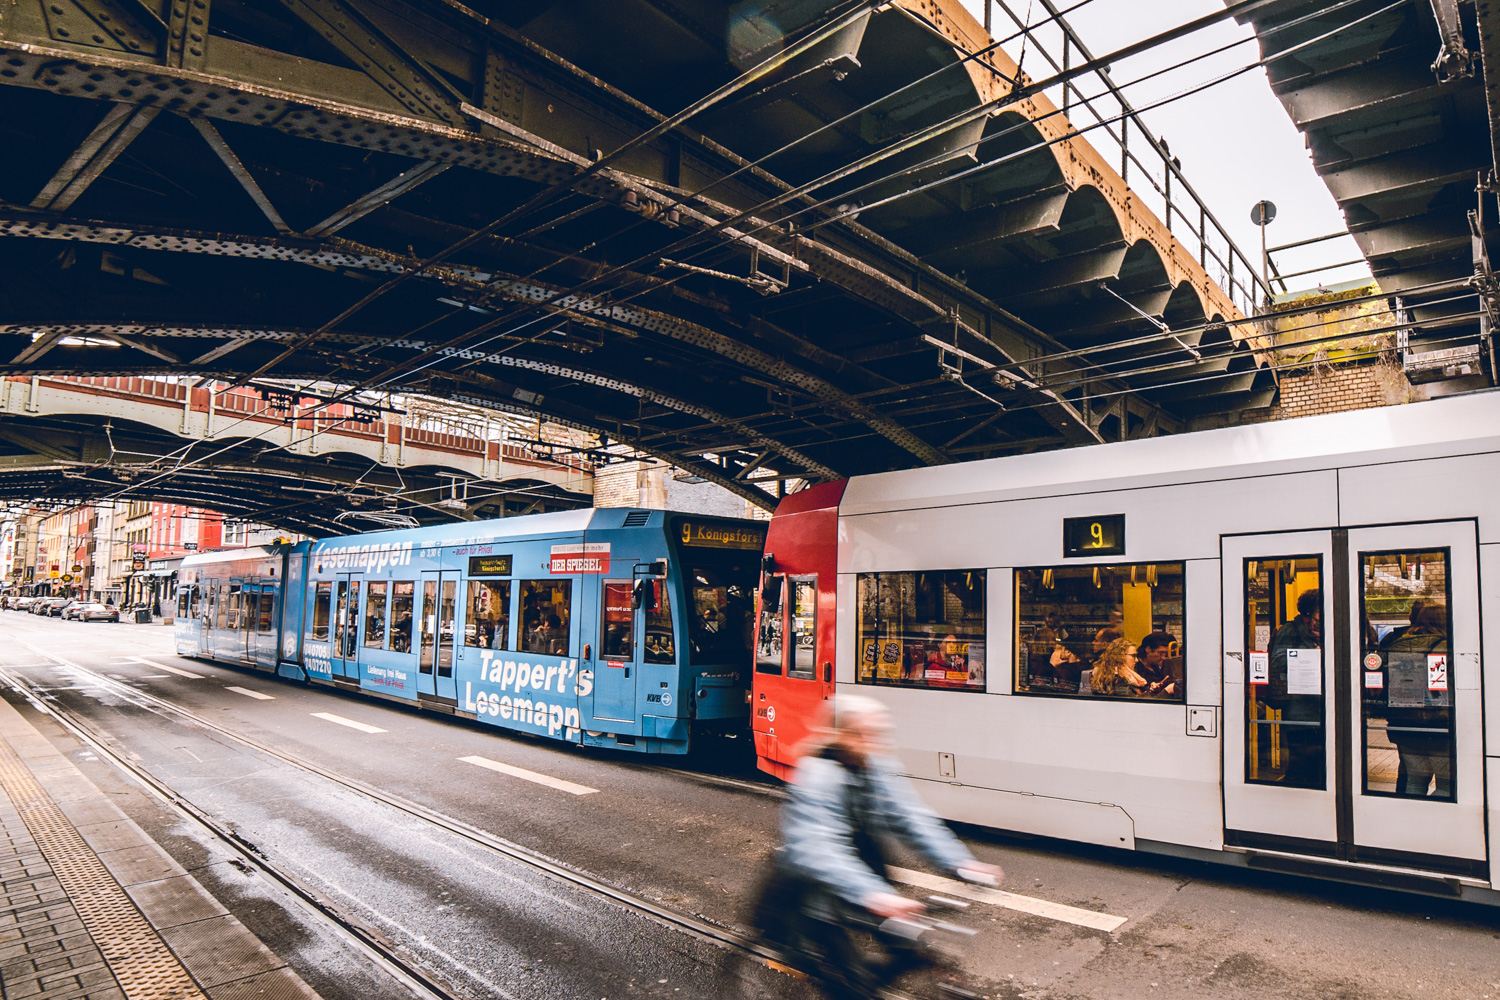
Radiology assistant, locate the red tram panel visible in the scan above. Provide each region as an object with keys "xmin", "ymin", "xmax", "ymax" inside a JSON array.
[{"xmin": 753, "ymin": 480, "xmax": 844, "ymax": 779}]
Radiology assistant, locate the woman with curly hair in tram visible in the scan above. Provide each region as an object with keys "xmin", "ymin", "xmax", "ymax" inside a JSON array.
[{"xmin": 1090, "ymin": 637, "xmax": 1147, "ymax": 696}]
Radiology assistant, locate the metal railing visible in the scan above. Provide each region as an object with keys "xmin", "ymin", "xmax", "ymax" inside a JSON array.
[{"xmin": 984, "ymin": 0, "xmax": 1273, "ymax": 315}]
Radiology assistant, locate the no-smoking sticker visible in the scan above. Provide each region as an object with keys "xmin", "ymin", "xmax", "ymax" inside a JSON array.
[{"xmin": 1428, "ymin": 653, "xmax": 1448, "ymax": 692}]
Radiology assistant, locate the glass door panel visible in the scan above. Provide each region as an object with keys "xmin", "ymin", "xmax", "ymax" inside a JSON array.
[
  {"xmin": 418, "ymin": 576, "xmax": 437, "ymax": 691},
  {"xmin": 1346, "ymin": 524, "xmax": 1484, "ymax": 869},
  {"xmin": 1222, "ymin": 531, "xmax": 1337, "ymax": 849},
  {"xmin": 1244, "ymin": 556, "xmax": 1325, "ymax": 789}
]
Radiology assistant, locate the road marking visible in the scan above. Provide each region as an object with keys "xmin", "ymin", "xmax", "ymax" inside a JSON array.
[
  {"xmin": 225, "ymin": 686, "xmax": 274, "ymax": 701},
  {"xmin": 459, "ymin": 755, "xmax": 598, "ymax": 796},
  {"xmin": 312, "ymin": 712, "xmax": 386, "ymax": 734},
  {"xmin": 887, "ymin": 867, "xmax": 1128, "ymax": 933},
  {"xmin": 130, "ymin": 658, "xmax": 202, "ymax": 679}
]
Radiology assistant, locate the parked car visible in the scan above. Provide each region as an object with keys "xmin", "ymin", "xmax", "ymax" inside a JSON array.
[
  {"xmin": 10, "ymin": 596, "xmax": 36, "ymax": 611},
  {"xmin": 62, "ymin": 602, "xmax": 94, "ymax": 621},
  {"xmin": 49, "ymin": 599, "xmax": 79, "ymax": 618},
  {"xmin": 31, "ymin": 598, "xmax": 63, "ymax": 615},
  {"xmin": 72, "ymin": 603, "xmax": 119, "ymax": 623}
]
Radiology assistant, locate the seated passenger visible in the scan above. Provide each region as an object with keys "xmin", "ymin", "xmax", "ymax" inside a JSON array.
[
  {"xmin": 1135, "ymin": 632, "xmax": 1179, "ymax": 697},
  {"xmin": 530, "ymin": 613, "xmax": 564, "ymax": 655},
  {"xmin": 1090, "ymin": 638, "xmax": 1147, "ymax": 696}
]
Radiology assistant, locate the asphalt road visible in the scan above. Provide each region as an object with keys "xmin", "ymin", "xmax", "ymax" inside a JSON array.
[{"xmin": 1, "ymin": 612, "xmax": 1497, "ymax": 1000}]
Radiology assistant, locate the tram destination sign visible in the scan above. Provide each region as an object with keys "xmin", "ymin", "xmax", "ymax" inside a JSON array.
[
  {"xmin": 467, "ymin": 554, "xmax": 513, "ymax": 577},
  {"xmin": 678, "ymin": 520, "xmax": 766, "ymax": 550},
  {"xmin": 1063, "ymin": 514, "xmax": 1126, "ymax": 558}
]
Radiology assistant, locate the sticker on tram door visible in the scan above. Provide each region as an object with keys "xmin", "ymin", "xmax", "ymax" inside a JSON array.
[
  {"xmin": 1247, "ymin": 651, "xmax": 1269, "ymax": 685},
  {"xmin": 1428, "ymin": 654, "xmax": 1448, "ymax": 692}
]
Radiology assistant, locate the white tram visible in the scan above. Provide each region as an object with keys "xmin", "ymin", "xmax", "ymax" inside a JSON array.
[{"xmin": 754, "ymin": 392, "xmax": 1500, "ymax": 901}]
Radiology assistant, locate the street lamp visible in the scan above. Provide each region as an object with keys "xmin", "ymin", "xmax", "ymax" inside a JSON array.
[{"xmin": 1250, "ymin": 200, "xmax": 1277, "ymax": 308}]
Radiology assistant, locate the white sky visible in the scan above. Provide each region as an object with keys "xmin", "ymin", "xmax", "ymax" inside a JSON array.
[{"xmin": 954, "ymin": 0, "xmax": 1371, "ymax": 299}]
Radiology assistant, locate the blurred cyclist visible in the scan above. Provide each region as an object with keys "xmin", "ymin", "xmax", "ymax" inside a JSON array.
[{"xmin": 750, "ymin": 695, "xmax": 1001, "ymax": 999}]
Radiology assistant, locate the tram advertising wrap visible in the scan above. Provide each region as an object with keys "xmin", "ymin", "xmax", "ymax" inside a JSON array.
[
  {"xmin": 753, "ymin": 394, "xmax": 1500, "ymax": 906},
  {"xmin": 176, "ymin": 508, "xmax": 766, "ymax": 754}
]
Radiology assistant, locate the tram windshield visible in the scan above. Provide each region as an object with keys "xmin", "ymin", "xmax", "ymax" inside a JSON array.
[{"xmin": 686, "ymin": 562, "xmax": 757, "ymax": 666}]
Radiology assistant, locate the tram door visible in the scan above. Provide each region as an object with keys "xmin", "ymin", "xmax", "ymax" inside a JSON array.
[
  {"xmin": 255, "ymin": 585, "xmax": 278, "ymax": 669},
  {"xmin": 594, "ymin": 580, "xmax": 639, "ymax": 722},
  {"xmin": 417, "ymin": 572, "xmax": 458, "ymax": 701},
  {"xmin": 330, "ymin": 576, "xmax": 361, "ymax": 680},
  {"xmin": 1222, "ymin": 523, "xmax": 1485, "ymax": 876},
  {"xmin": 754, "ymin": 574, "xmax": 831, "ymax": 764},
  {"xmin": 197, "ymin": 583, "xmax": 214, "ymax": 658}
]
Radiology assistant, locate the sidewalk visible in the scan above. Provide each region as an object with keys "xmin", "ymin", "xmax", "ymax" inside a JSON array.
[{"xmin": 0, "ymin": 695, "xmax": 322, "ymax": 1000}]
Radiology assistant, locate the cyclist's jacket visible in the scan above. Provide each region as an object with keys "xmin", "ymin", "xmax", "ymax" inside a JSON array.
[{"xmin": 781, "ymin": 747, "xmax": 974, "ymax": 913}]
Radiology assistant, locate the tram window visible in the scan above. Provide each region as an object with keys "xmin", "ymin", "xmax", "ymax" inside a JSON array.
[
  {"xmin": 465, "ymin": 580, "xmax": 511, "ymax": 650},
  {"xmin": 856, "ymin": 570, "xmax": 986, "ymax": 692},
  {"xmin": 643, "ymin": 581, "xmax": 673, "ymax": 664},
  {"xmin": 216, "ymin": 585, "xmax": 229, "ymax": 630},
  {"xmin": 312, "ymin": 582, "xmax": 331, "ymax": 641},
  {"xmin": 602, "ymin": 582, "xmax": 634, "ymax": 658},
  {"xmin": 688, "ymin": 563, "xmax": 756, "ymax": 667},
  {"xmin": 389, "ymin": 581, "xmax": 415, "ymax": 653},
  {"xmin": 1014, "ymin": 563, "xmax": 1184, "ymax": 702},
  {"xmin": 756, "ymin": 576, "xmax": 785, "ymax": 675},
  {"xmin": 787, "ymin": 579, "xmax": 817, "ymax": 680},
  {"xmin": 1243, "ymin": 556, "xmax": 1324, "ymax": 788},
  {"xmin": 365, "ymin": 581, "xmax": 388, "ymax": 649},
  {"xmin": 227, "ymin": 586, "xmax": 242, "ymax": 630},
  {"xmin": 258, "ymin": 592, "xmax": 274, "ymax": 633},
  {"xmin": 177, "ymin": 590, "xmax": 190, "ymax": 618},
  {"xmin": 1359, "ymin": 549, "xmax": 1454, "ymax": 801},
  {"xmin": 520, "ymin": 580, "xmax": 571, "ymax": 656}
]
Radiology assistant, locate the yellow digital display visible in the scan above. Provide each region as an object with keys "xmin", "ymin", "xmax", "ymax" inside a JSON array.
[{"xmin": 1062, "ymin": 514, "xmax": 1125, "ymax": 558}]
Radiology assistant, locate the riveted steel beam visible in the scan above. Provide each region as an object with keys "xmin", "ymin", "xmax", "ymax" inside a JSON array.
[
  {"xmin": 305, "ymin": 160, "xmax": 451, "ymax": 236},
  {"xmin": 165, "ymin": 0, "xmax": 210, "ymax": 69},
  {"xmin": 190, "ymin": 118, "xmax": 293, "ymax": 234},
  {"xmin": 30, "ymin": 102, "xmax": 160, "ymax": 214},
  {"xmin": 273, "ymin": 0, "xmax": 464, "ymax": 125}
]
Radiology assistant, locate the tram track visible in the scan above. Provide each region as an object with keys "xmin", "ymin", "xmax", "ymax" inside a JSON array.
[{"xmin": 0, "ymin": 640, "xmax": 936, "ymax": 1000}]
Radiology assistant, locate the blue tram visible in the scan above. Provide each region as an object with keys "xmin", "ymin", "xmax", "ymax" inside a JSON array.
[{"xmin": 174, "ymin": 509, "xmax": 766, "ymax": 753}]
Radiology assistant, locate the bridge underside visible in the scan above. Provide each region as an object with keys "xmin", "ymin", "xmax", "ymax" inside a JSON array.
[
  {"xmin": 0, "ymin": 0, "xmax": 1278, "ymax": 518},
  {"xmin": 0, "ymin": 409, "xmax": 583, "ymax": 535},
  {"xmin": 1240, "ymin": 0, "xmax": 1499, "ymax": 384}
]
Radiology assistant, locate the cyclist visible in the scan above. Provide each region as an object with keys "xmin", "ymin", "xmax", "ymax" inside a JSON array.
[{"xmin": 752, "ymin": 695, "xmax": 1001, "ymax": 999}]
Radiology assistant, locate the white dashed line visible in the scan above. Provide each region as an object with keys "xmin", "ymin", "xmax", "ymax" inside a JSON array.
[
  {"xmin": 129, "ymin": 658, "xmax": 203, "ymax": 679},
  {"xmin": 225, "ymin": 686, "xmax": 274, "ymax": 701},
  {"xmin": 312, "ymin": 712, "xmax": 387, "ymax": 734},
  {"xmin": 459, "ymin": 755, "xmax": 598, "ymax": 796},
  {"xmin": 887, "ymin": 867, "xmax": 1128, "ymax": 933}
]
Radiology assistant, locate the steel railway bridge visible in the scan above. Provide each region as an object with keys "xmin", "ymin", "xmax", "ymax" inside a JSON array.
[{"xmin": 0, "ymin": 0, "xmax": 1492, "ymax": 526}]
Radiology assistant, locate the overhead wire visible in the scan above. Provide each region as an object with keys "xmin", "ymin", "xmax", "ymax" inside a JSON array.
[
  {"xmin": 326, "ymin": 0, "xmax": 1297, "ymax": 401},
  {"xmin": 81, "ymin": 0, "xmax": 1417, "ymax": 512}
]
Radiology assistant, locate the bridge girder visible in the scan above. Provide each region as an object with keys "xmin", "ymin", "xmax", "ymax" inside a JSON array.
[{"xmin": 0, "ymin": 0, "xmax": 1276, "ymax": 522}]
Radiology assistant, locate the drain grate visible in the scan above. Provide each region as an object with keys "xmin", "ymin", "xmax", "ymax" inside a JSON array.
[{"xmin": 0, "ymin": 736, "xmax": 207, "ymax": 1000}]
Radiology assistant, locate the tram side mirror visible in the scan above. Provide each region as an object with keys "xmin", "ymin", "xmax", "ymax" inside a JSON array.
[
  {"xmin": 632, "ymin": 578, "xmax": 657, "ymax": 611},
  {"xmin": 761, "ymin": 574, "xmax": 783, "ymax": 615}
]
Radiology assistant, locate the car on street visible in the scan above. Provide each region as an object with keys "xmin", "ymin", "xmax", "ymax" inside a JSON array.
[
  {"xmin": 31, "ymin": 597, "xmax": 64, "ymax": 615},
  {"xmin": 69, "ymin": 602, "xmax": 120, "ymax": 623},
  {"xmin": 49, "ymin": 599, "xmax": 80, "ymax": 618}
]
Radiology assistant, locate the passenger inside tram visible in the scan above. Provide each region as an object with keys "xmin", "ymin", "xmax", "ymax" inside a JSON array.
[
  {"xmin": 1013, "ymin": 562, "xmax": 1186, "ymax": 700},
  {"xmin": 1265, "ymin": 588, "xmax": 1325, "ymax": 788}
]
